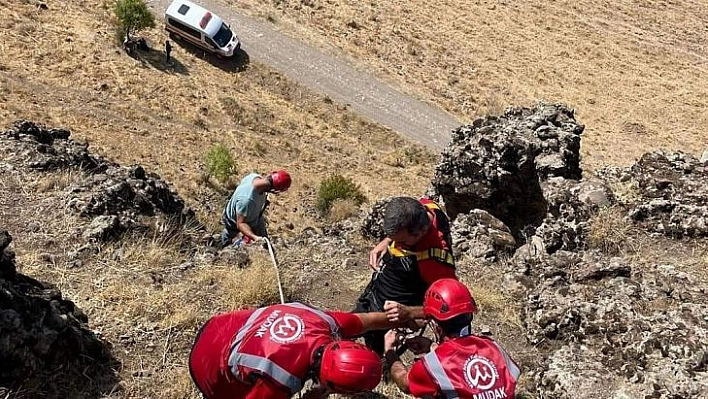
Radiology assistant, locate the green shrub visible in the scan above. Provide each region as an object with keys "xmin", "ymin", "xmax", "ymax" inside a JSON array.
[
  {"xmin": 316, "ymin": 174, "xmax": 366, "ymax": 214},
  {"xmin": 204, "ymin": 144, "xmax": 236, "ymax": 183}
]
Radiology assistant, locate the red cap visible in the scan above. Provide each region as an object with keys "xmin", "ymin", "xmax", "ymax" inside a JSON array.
[{"xmin": 423, "ymin": 278, "xmax": 478, "ymax": 321}]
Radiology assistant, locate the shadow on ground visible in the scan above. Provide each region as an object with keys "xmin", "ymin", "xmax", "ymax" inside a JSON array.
[
  {"xmin": 132, "ymin": 46, "xmax": 189, "ymax": 75},
  {"xmin": 169, "ymin": 33, "xmax": 250, "ymax": 72},
  {"xmin": 1, "ymin": 352, "xmax": 121, "ymax": 399}
]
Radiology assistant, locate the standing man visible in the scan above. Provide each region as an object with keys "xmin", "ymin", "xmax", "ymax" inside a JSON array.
[
  {"xmin": 383, "ymin": 279, "xmax": 521, "ymax": 398},
  {"xmin": 354, "ymin": 196, "xmax": 457, "ymax": 354},
  {"xmin": 165, "ymin": 39, "xmax": 172, "ymax": 64},
  {"xmin": 189, "ymin": 301, "xmax": 415, "ymax": 398},
  {"xmin": 221, "ymin": 170, "xmax": 291, "ymax": 248}
]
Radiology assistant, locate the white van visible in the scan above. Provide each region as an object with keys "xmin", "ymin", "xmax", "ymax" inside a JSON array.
[{"xmin": 164, "ymin": 0, "xmax": 240, "ymax": 57}]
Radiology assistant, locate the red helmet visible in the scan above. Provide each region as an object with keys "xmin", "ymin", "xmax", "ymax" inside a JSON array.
[
  {"xmin": 268, "ymin": 170, "xmax": 292, "ymax": 192},
  {"xmin": 318, "ymin": 341, "xmax": 382, "ymax": 393},
  {"xmin": 423, "ymin": 278, "xmax": 478, "ymax": 321}
]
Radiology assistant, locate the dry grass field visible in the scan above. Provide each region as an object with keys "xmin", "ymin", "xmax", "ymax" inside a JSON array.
[
  {"xmin": 233, "ymin": 0, "xmax": 708, "ymax": 169},
  {"xmin": 1, "ymin": 0, "xmax": 706, "ymax": 398}
]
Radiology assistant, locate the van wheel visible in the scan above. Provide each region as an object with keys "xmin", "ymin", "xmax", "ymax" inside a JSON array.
[{"xmin": 170, "ymin": 32, "xmax": 181, "ymax": 41}]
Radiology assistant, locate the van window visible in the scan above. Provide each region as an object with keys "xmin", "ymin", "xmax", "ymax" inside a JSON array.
[
  {"xmin": 177, "ymin": 4, "xmax": 189, "ymax": 15},
  {"xmin": 213, "ymin": 23, "xmax": 233, "ymax": 47},
  {"xmin": 205, "ymin": 36, "xmax": 218, "ymax": 49},
  {"xmin": 167, "ymin": 17, "xmax": 201, "ymax": 39}
]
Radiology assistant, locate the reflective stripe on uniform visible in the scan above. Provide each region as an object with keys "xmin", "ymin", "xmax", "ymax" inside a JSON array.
[
  {"xmin": 228, "ymin": 352, "xmax": 303, "ymax": 393},
  {"xmin": 227, "ymin": 302, "xmax": 340, "ymax": 393},
  {"xmin": 285, "ymin": 302, "xmax": 340, "ymax": 337},
  {"xmin": 230, "ymin": 307, "xmax": 267, "ymax": 353},
  {"xmin": 423, "ymin": 351, "xmax": 459, "ymax": 399},
  {"xmin": 424, "ymin": 202, "xmax": 441, "ymax": 211},
  {"xmin": 388, "ymin": 245, "xmax": 455, "ymax": 266},
  {"xmin": 492, "ymin": 341, "xmax": 521, "ymax": 380},
  {"xmin": 419, "ymin": 247, "xmax": 455, "ymax": 265}
]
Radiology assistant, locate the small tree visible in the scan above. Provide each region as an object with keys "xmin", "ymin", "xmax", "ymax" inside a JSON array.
[{"xmin": 114, "ymin": 0, "xmax": 155, "ymax": 41}]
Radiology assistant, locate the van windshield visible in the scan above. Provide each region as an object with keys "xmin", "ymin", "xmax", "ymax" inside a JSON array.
[{"xmin": 213, "ymin": 23, "xmax": 233, "ymax": 48}]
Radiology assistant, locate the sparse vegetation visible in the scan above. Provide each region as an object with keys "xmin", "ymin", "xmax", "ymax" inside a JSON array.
[
  {"xmin": 382, "ymin": 146, "xmax": 437, "ymax": 168},
  {"xmin": 204, "ymin": 144, "xmax": 236, "ymax": 184},
  {"xmin": 316, "ymin": 174, "xmax": 366, "ymax": 214},
  {"xmin": 113, "ymin": 0, "xmax": 155, "ymax": 39},
  {"xmin": 34, "ymin": 169, "xmax": 82, "ymax": 192},
  {"xmin": 587, "ymin": 206, "xmax": 633, "ymax": 254},
  {"xmin": 326, "ymin": 199, "xmax": 360, "ymax": 222}
]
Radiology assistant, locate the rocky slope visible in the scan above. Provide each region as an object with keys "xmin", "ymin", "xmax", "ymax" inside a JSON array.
[{"xmin": 1, "ymin": 107, "xmax": 707, "ymax": 397}]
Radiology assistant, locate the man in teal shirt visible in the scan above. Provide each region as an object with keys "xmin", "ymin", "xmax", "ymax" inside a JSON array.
[{"xmin": 221, "ymin": 170, "xmax": 292, "ymax": 248}]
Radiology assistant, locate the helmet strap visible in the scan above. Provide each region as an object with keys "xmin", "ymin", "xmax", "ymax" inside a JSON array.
[{"xmin": 309, "ymin": 344, "xmax": 326, "ymax": 384}]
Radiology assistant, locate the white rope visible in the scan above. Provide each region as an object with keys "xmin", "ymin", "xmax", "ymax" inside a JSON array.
[{"xmin": 262, "ymin": 237, "xmax": 285, "ymax": 304}]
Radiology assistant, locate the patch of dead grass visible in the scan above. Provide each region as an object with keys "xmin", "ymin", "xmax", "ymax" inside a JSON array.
[
  {"xmin": 460, "ymin": 275, "xmax": 521, "ymax": 328},
  {"xmin": 586, "ymin": 206, "xmax": 634, "ymax": 254},
  {"xmin": 33, "ymin": 169, "xmax": 83, "ymax": 192},
  {"xmin": 326, "ymin": 199, "xmax": 360, "ymax": 222}
]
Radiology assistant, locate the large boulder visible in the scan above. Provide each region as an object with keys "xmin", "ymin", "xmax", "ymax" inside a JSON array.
[
  {"xmin": 429, "ymin": 103, "xmax": 584, "ymax": 238},
  {"xmin": 0, "ymin": 229, "xmax": 114, "ymax": 385}
]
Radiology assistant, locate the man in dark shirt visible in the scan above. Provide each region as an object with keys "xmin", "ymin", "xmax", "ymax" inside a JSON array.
[{"xmin": 354, "ymin": 196, "xmax": 457, "ymax": 354}]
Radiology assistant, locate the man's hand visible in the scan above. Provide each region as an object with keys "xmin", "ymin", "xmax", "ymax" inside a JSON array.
[
  {"xmin": 404, "ymin": 336, "xmax": 432, "ymax": 356},
  {"xmin": 369, "ymin": 238, "xmax": 391, "ymax": 271},
  {"xmin": 384, "ymin": 301, "xmax": 411, "ymax": 323},
  {"xmin": 383, "ymin": 329, "xmax": 400, "ymax": 353},
  {"xmin": 252, "ymin": 235, "xmax": 263, "ymax": 242}
]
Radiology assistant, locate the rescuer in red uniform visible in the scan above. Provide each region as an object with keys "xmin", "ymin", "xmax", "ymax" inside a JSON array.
[
  {"xmin": 189, "ymin": 301, "xmax": 414, "ymax": 398},
  {"xmin": 383, "ymin": 279, "xmax": 521, "ymax": 399}
]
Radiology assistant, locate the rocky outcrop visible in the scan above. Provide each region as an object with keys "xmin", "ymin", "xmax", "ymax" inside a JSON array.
[
  {"xmin": 532, "ymin": 177, "xmax": 613, "ymax": 254},
  {"xmin": 600, "ymin": 151, "xmax": 708, "ymax": 237},
  {"xmin": 451, "ymin": 209, "xmax": 515, "ymax": 260},
  {"xmin": 0, "ymin": 230, "xmax": 114, "ymax": 385},
  {"xmin": 65, "ymin": 163, "xmax": 198, "ymax": 241},
  {"xmin": 428, "ymin": 103, "xmax": 584, "ymax": 236},
  {"xmin": 1, "ymin": 120, "xmax": 201, "ymax": 242},
  {"xmin": 518, "ymin": 251, "xmax": 708, "ymax": 398},
  {"xmin": 1, "ymin": 120, "xmax": 108, "ymax": 172}
]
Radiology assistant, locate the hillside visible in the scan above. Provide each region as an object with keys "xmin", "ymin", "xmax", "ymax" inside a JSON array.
[
  {"xmin": 1, "ymin": 0, "xmax": 708, "ymax": 398},
  {"xmin": 231, "ymin": 0, "xmax": 707, "ymax": 169}
]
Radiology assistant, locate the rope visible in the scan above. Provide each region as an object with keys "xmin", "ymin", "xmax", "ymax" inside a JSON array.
[
  {"xmin": 262, "ymin": 237, "xmax": 285, "ymax": 304},
  {"xmin": 395, "ymin": 320, "xmax": 429, "ymax": 356}
]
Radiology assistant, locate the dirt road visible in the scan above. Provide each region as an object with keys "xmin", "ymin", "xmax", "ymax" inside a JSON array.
[{"xmin": 147, "ymin": 0, "xmax": 462, "ymax": 151}]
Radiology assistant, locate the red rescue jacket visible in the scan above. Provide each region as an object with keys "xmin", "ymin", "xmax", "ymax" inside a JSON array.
[
  {"xmin": 227, "ymin": 302, "xmax": 340, "ymax": 394},
  {"xmin": 411, "ymin": 335, "xmax": 520, "ymax": 399}
]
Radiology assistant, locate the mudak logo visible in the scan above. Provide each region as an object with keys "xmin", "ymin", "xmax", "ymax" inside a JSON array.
[
  {"xmin": 269, "ymin": 314, "xmax": 305, "ymax": 344},
  {"xmin": 464, "ymin": 355, "xmax": 499, "ymax": 391}
]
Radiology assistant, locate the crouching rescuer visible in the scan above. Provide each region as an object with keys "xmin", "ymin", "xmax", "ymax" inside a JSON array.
[
  {"xmin": 383, "ymin": 279, "xmax": 521, "ymax": 399},
  {"xmin": 189, "ymin": 301, "xmax": 417, "ymax": 398},
  {"xmin": 355, "ymin": 196, "xmax": 457, "ymax": 354}
]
